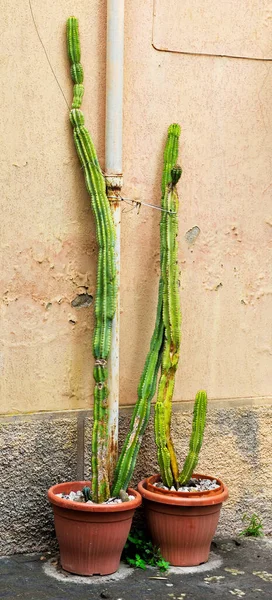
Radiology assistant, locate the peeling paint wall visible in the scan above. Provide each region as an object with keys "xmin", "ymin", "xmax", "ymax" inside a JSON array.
[{"xmin": 0, "ymin": 0, "xmax": 271, "ymax": 548}]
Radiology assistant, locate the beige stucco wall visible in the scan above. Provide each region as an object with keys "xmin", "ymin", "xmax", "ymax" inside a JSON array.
[
  {"xmin": 0, "ymin": 1, "xmax": 272, "ymax": 404},
  {"xmin": 0, "ymin": 1, "xmax": 271, "ymax": 550},
  {"xmin": 1, "ymin": 0, "xmax": 271, "ymax": 414}
]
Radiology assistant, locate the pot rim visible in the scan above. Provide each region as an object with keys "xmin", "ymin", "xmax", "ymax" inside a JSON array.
[
  {"xmin": 48, "ymin": 480, "xmax": 142, "ymax": 512},
  {"xmin": 138, "ymin": 474, "xmax": 229, "ymax": 506}
]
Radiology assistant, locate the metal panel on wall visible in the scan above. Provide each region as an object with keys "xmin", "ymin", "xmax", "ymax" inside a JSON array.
[{"xmin": 153, "ymin": 0, "xmax": 272, "ymax": 59}]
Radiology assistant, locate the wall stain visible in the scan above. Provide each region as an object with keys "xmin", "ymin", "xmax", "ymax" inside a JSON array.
[
  {"xmin": 185, "ymin": 225, "xmax": 200, "ymax": 245},
  {"xmin": 216, "ymin": 408, "xmax": 259, "ymax": 467}
]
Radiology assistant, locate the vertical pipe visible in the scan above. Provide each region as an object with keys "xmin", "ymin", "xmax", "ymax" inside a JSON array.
[
  {"xmin": 105, "ymin": 0, "xmax": 124, "ymax": 484},
  {"xmin": 105, "ymin": 0, "xmax": 124, "ymax": 174}
]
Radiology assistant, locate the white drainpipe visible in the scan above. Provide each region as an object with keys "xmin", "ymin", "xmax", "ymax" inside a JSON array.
[{"xmin": 105, "ymin": 0, "xmax": 124, "ymax": 483}]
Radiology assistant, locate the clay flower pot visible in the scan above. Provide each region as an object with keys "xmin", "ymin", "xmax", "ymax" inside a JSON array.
[
  {"xmin": 138, "ymin": 474, "xmax": 228, "ymax": 567},
  {"xmin": 48, "ymin": 480, "xmax": 142, "ymax": 576}
]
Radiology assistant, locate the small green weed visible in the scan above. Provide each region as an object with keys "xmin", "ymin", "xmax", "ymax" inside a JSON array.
[
  {"xmin": 122, "ymin": 528, "xmax": 169, "ymax": 571},
  {"xmin": 239, "ymin": 513, "xmax": 264, "ymax": 537}
]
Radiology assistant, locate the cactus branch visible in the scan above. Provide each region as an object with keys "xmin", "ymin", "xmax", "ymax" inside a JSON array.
[
  {"xmin": 178, "ymin": 390, "xmax": 207, "ymax": 484},
  {"xmin": 67, "ymin": 17, "xmax": 116, "ymax": 502}
]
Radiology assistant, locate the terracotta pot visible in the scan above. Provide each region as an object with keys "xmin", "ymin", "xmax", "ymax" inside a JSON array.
[
  {"xmin": 138, "ymin": 474, "xmax": 228, "ymax": 567},
  {"xmin": 48, "ymin": 481, "xmax": 142, "ymax": 576}
]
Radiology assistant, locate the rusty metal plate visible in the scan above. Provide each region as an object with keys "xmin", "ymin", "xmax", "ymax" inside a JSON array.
[{"xmin": 153, "ymin": 0, "xmax": 272, "ymax": 60}]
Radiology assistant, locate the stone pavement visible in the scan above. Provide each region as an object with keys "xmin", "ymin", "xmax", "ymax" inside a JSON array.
[{"xmin": 0, "ymin": 538, "xmax": 271, "ymax": 600}]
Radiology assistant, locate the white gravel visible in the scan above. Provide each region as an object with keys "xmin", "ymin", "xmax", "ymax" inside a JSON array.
[
  {"xmin": 154, "ymin": 477, "xmax": 220, "ymax": 493},
  {"xmin": 55, "ymin": 491, "xmax": 135, "ymax": 504}
]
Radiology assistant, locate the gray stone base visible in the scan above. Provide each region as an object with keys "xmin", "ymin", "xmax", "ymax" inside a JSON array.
[{"xmin": 0, "ymin": 398, "xmax": 271, "ymax": 555}]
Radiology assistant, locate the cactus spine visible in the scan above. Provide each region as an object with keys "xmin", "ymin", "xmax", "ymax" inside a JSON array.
[{"xmin": 67, "ymin": 17, "xmax": 116, "ymax": 503}]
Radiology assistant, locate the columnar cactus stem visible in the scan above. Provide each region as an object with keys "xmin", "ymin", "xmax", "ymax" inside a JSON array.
[
  {"xmin": 111, "ymin": 281, "xmax": 164, "ymax": 496},
  {"xmin": 111, "ymin": 128, "xmax": 183, "ymax": 495},
  {"xmin": 178, "ymin": 390, "xmax": 207, "ymax": 484},
  {"xmin": 67, "ymin": 17, "xmax": 116, "ymax": 502},
  {"xmin": 154, "ymin": 126, "xmax": 208, "ymax": 488},
  {"xmin": 154, "ymin": 124, "xmax": 182, "ymax": 488}
]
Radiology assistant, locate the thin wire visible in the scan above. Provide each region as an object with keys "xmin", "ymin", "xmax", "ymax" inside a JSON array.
[
  {"xmin": 121, "ymin": 197, "xmax": 142, "ymax": 215},
  {"xmin": 80, "ymin": 161, "xmax": 176, "ymax": 214},
  {"xmin": 107, "ymin": 195, "xmax": 176, "ymax": 215},
  {"xmin": 25, "ymin": 13, "xmax": 176, "ymax": 218},
  {"xmin": 121, "ymin": 201, "xmax": 138, "ymax": 215},
  {"xmin": 25, "ymin": 12, "xmax": 175, "ymax": 216},
  {"xmin": 28, "ymin": 1, "xmax": 70, "ymax": 109}
]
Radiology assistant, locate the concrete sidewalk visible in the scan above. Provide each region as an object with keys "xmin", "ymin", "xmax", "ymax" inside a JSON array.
[{"xmin": 0, "ymin": 538, "xmax": 271, "ymax": 600}]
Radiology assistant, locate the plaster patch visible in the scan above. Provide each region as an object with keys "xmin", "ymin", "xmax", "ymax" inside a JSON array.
[
  {"xmin": 225, "ymin": 568, "xmax": 245, "ymax": 576},
  {"xmin": 252, "ymin": 570, "xmax": 272, "ymax": 583},
  {"xmin": 185, "ymin": 226, "xmax": 200, "ymax": 245},
  {"xmin": 204, "ymin": 574, "xmax": 225, "ymax": 582},
  {"xmin": 43, "ymin": 558, "xmax": 133, "ymax": 584},
  {"xmin": 216, "ymin": 408, "xmax": 259, "ymax": 466}
]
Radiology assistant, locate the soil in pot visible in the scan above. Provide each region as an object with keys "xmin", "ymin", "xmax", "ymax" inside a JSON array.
[
  {"xmin": 48, "ymin": 481, "xmax": 142, "ymax": 576},
  {"xmin": 138, "ymin": 474, "xmax": 228, "ymax": 567}
]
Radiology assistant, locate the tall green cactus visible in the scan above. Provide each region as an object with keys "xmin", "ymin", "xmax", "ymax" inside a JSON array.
[
  {"xmin": 154, "ymin": 125, "xmax": 182, "ymax": 488},
  {"xmin": 67, "ymin": 17, "xmax": 116, "ymax": 503},
  {"xmin": 67, "ymin": 17, "xmax": 207, "ymax": 501},
  {"xmin": 154, "ymin": 126, "xmax": 207, "ymax": 488},
  {"xmin": 111, "ymin": 131, "xmax": 184, "ymax": 495},
  {"xmin": 114, "ymin": 128, "xmax": 183, "ymax": 495},
  {"xmin": 67, "ymin": 17, "xmax": 168, "ymax": 503}
]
